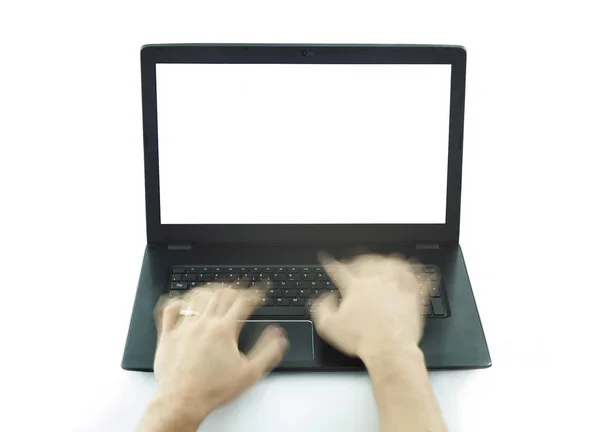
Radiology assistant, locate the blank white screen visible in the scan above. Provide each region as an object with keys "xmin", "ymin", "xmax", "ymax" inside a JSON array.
[{"xmin": 156, "ymin": 63, "xmax": 451, "ymax": 224}]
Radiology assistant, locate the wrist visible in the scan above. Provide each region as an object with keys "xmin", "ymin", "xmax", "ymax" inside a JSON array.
[
  {"xmin": 140, "ymin": 392, "xmax": 209, "ymax": 432},
  {"xmin": 361, "ymin": 343, "xmax": 426, "ymax": 382}
]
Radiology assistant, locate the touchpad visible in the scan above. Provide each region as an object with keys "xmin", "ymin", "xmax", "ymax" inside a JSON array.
[{"xmin": 239, "ymin": 320, "xmax": 315, "ymax": 362}]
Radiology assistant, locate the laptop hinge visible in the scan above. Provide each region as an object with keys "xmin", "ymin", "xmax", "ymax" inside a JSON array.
[
  {"xmin": 166, "ymin": 243, "xmax": 193, "ymax": 251},
  {"xmin": 414, "ymin": 241, "xmax": 440, "ymax": 250}
]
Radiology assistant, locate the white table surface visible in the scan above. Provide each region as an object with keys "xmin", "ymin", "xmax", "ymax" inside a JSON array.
[{"xmin": 2, "ymin": 1, "xmax": 599, "ymax": 431}]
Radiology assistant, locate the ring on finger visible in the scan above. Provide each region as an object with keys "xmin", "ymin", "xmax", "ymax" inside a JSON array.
[{"xmin": 179, "ymin": 309, "xmax": 202, "ymax": 317}]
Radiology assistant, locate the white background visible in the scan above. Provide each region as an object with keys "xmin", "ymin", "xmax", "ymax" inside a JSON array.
[
  {"xmin": 157, "ymin": 64, "xmax": 450, "ymax": 224},
  {"xmin": 1, "ymin": 1, "xmax": 599, "ymax": 431}
]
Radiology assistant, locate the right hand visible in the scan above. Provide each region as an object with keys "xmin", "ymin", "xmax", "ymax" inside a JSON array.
[{"xmin": 311, "ymin": 252, "xmax": 428, "ymax": 360}]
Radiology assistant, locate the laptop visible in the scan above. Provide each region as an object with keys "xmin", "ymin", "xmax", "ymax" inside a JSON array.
[{"xmin": 122, "ymin": 44, "xmax": 491, "ymax": 371}]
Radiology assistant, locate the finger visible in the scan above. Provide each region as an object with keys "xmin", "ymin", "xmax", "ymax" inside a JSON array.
[
  {"xmin": 154, "ymin": 294, "xmax": 170, "ymax": 336},
  {"xmin": 310, "ymin": 293, "xmax": 341, "ymax": 343},
  {"xmin": 345, "ymin": 253, "xmax": 386, "ymax": 276},
  {"xmin": 161, "ymin": 298, "xmax": 185, "ymax": 333},
  {"xmin": 227, "ymin": 288, "xmax": 263, "ymax": 335},
  {"xmin": 202, "ymin": 288, "xmax": 223, "ymax": 316},
  {"xmin": 389, "ymin": 253, "xmax": 411, "ymax": 272},
  {"xmin": 407, "ymin": 256, "xmax": 424, "ymax": 273},
  {"xmin": 318, "ymin": 251, "xmax": 353, "ymax": 292},
  {"xmin": 348, "ymin": 244, "xmax": 371, "ymax": 257},
  {"xmin": 245, "ymin": 326, "xmax": 289, "ymax": 382},
  {"xmin": 215, "ymin": 287, "xmax": 240, "ymax": 316},
  {"xmin": 383, "ymin": 253, "xmax": 411, "ymax": 277},
  {"xmin": 389, "ymin": 252, "xmax": 407, "ymax": 261},
  {"xmin": 186, "ymin": 287, "xmax": 214, "ymax": 315},
  {"xmin": 231, "ymin": 279, "xmax": 250, "ymax": 290}
]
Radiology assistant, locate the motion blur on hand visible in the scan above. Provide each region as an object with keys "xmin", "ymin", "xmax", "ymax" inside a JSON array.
[
  {"xmin": 312, "ymin": 252, "xmax": 429, "ymax": 361},
  {"xmin": 152, "ymin": 287, "xmax": 289, "ymax": 422},
  {"xmin": 144, "ymin": 251, "xmax": 431, "ymax": 432}
]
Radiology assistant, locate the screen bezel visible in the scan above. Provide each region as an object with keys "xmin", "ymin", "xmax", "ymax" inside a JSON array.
[{"xmin": 141, "ymin": 44, "xmax": 466, "ymax": 245}]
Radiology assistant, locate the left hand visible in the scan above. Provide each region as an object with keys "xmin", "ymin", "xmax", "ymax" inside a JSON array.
[{"xmin": 153, "ymin": 286, "xmax": 289, "ymax": 422}]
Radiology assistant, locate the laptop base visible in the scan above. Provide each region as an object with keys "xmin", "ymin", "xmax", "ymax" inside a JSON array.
[{"xmin": 122, "ymin": 243, "xmax": 491, "ymax": 371}]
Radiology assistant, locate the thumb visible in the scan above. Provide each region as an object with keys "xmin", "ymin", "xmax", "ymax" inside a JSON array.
[
  {"xmin": 246, "ymin": 326, "xmax": 289, "ymax": 381},
  {"xmin": 311, "ymin": 293, "xmax": 341, "ymax": 344}
]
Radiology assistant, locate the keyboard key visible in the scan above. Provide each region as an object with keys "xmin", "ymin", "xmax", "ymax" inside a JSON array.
[
  {"xmin": 278, "ymin": 281, "xmax": 293, "ymax": 289},
  {"xmin": 172, "ymin": 268, "xmax": 185, "ymax": 274},
  {"xmin": 301, "ymin": 267, "xmax": 312, "ymax": 272},
  {"xmin": 189, "ymin": 281, "xmax": 199, "ymax": 288},
  {"xmin": 258, "ymin": 273, "xmax": 271, "ymax": 280},
  {"xmin": 284, "ymin": 290, "xmax": 298, "ymax": 298},
  {"xmin": 201, "ymin": 267, "xmax": 211, "ymax": 273},
  {"xmin": 429, "ymin": 282, "xmax": 440, "ymax": 297},
  {"xmin": 298, "ymin": 289, "xmax": 310, "ymax": 298},
  {"xmin": 288, "ymin": 273, "xmax": 300, "ymax": 281},
  {"xmin": 302, "ymin": 273, "xmax": 315, "ymax": 281},
  {"xmin": 268, "ymin": 290, "xmax": 282, "ymax": 297},
  {"xmin": 324, "ymin": 281, "xmax": 336, "ymax": 289},
  {"xmin": 188, "ymin": 267, "xmax": 198, "ymax": 273},
  {"xmin": 286, "ymin": 267, "xmax": 299, "ymax": 272},
  {"xmin": 421, "ymin": 298, "xmax": 431, "ymax": 307},
  {"xmin": 432, "ymin": 298, "xmax": 445, "ymax": 316},
  {"xmin": 171, "ymin": 274, "xmax": 182, "ymax": 281},
  {"xmin": 425, "ymin": 266, "xmax": 437, "ymax": 273},
  {"xmin": 276, "ymin": 298, "xmax": 290, "ymax": 306},
  {"xmin": 276, "ymin": 267, "xmax": 285, "ymax": 272},
  {"xmin": 310, "ymin": 281, "xmax": 325, "ymax": 289},
  {"xmin": 426, "ymin": 273, "xmax": 438, "ymax": 281},
  {"xmin": 171, "ymin": 282, "xmax": 187, "ymax": 290},
  {"xmin": 421, "ymin": 305, "xmax": 432, "ymax": 316},
  {"xmin": 183, "ymin": 274, "xmax": 196, "ymax": 281},
  {"xmin": 314, "ymin": 267, "xmax": 323, "ymax": 272},
  {"xmin": 252, "ymin": 307, "xmax": 305, "ymax": 316},
  {"xmin": 291, "ymin": 298, "xmax": 305, "ymax": 306},
  {"xmin": 273, "ymin": 273, "xmax": 286, "ymax": 281},
  {"xmin": 317, "ymin": 273, "xmax": 329, "ymax": 281},
  {"xmin": 263, "ymin": 267, "xmax": 273, "ymax": 273},
  {"xmin": 261, "ymin": 298, "xmax": 274, "ymax": 306},
  {"xmin": 198, "ymin": 273, "xmax": 211, "ymax": 281},
  {"xmin": 296, "ymin": 282, "xmax": 309, "ymax": 289}
]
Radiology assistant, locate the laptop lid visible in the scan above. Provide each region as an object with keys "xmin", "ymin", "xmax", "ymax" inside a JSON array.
[{"xmin": 141, "ymin": 44, "xmax": 466, "ymax": 245}]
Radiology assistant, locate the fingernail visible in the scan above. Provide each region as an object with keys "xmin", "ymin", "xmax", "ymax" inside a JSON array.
[
  {"xmin": 280, "ymin": 336, "xmax": 289, "ymax": 350},
  {"xmin": 268, "ymin": 325, "xmax": 284, "ymax": 336},
  {"xmin": 275, "ymin": 330, "xmax": 289, "ymax": 348}
]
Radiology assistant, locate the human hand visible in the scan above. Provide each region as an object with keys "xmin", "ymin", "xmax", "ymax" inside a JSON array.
[
  {"xmin": 152, "ymin": 287, "xmax": 289, "ymax": 424},
  {"xmin": 311, "ymin": 252, "xmax": 428, "ymax": 361}
]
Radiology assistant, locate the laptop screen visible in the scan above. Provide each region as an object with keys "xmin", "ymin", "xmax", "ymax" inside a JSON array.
[{"xmin": 156, "ymin": 63, "xmax": 451, "ymax": 224}]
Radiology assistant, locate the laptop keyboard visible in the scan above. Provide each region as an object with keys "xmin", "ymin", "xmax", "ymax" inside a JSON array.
[{"xmin": 169, "ymin": 265, "xmax": 447, "ymax": 318}]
